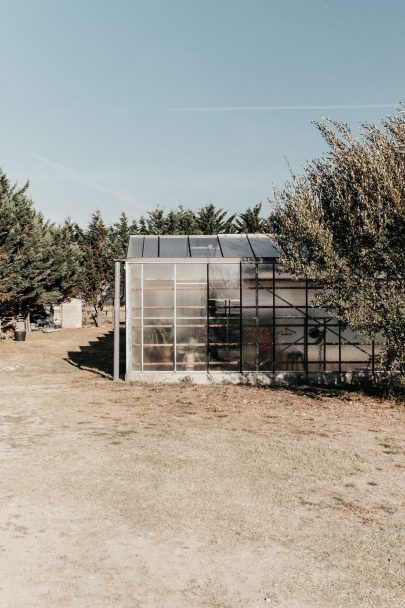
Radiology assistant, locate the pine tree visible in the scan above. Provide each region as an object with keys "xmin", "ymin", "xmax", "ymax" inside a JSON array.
[
  {"xmin": 109, "ymin": 212, "xmax": 133, "ymax": 304},
  {"xmin": 164, "ymin": 205, "xmax": 198, "ymax": 234},
  {"xmin": 0, "ymin": 171, "xmax": 49, "ymax": 317},
  {"xmin": 44, "ymin": 219, "xmax": 83, "ymax": 305},
  {"xmin": 234, "ymin": 203, "xmax": 267, "ymax": 233},
  {"xmin": 80, "ymin": 211, "xmax": 111, "ymax": 326},
  {"xmin": 138, "ymin": 208, "xmax": 167, "ymax": 234},
  {"xmin": 195, "ymin": 203, "xmax": 236, "ymax": 234}
]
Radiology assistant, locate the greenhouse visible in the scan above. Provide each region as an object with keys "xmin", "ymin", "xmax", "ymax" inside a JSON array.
[{"xmin": 119, "ymin": 234, "xmax": 382, "ymax": 384}]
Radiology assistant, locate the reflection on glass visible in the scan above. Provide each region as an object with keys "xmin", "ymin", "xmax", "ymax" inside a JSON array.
[
  {"xmin": 126, "ymin": 260, "xmax": 379, "ymax": 376},
  {"xmin": 189, "ymin": 237, "xmax": 222, "ymax": 258},
  {"xmin": 143, "ymin": 237, "xmax": 159, "ymax": 257},
  {"xmin": 143, "ymin": 346, "xmax": 174, "ymax": 370},
  {"xmin": 159, "ymin": 236, "xmax": 189, "ymax": 258},
  {"xmin": 127, "ymin": 236, "xmax": 144, "ymax": 258},
  {"xmin": 176, "ymin": 263, "xmax": 207, "ymax": 284},
  {"xmin": 248, "ymin": 236, "xmax": 279, "ymax": 259},
  {"xmin": 218, "ymin": 235, "xmax": 254, "ymax": 257}
]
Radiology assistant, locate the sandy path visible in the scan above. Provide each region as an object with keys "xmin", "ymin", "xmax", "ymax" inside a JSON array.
[{"xmin": 0, "ymin": 329, "xmax": 404, "ymax": 607}]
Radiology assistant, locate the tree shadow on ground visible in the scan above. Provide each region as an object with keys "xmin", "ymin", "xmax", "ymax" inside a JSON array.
[
  {"xmin": 65, "ymin": 327, "xmax": 126, "ymax": 379},
  {"xmin": 265, "ymin": 382, "xmax": 404, "ymax": 401}
]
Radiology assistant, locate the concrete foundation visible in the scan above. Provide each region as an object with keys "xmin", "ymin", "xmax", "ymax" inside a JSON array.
[{"xmin": 125, "ymin": 370, "xmax": 375, "ymax": 387}]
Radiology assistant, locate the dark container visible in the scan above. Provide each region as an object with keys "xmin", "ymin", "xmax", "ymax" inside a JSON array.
[{"xmin": 14, "ymin": 331, "xmax": 26, "ymax": 342}]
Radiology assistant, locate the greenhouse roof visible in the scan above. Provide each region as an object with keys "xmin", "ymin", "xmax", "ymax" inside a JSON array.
[{"xmin": 126, "ymin": 234, "xmax": 279, "ymax": 260}]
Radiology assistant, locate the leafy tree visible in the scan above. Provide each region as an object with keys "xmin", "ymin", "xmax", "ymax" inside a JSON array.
[
  {"xmin": 195, "ymin": 203, "xmax": 236, "ymax": 234},
  {"xmin": 234, "ymin": 203, "xmax": 267, "ymax": 233},
  {"xmin": 80, "ymin": 210, "xmax": 111, "ymax": 326},
  {"xmin": 270, "ymin": 112, "xmax": 405, "ymax": 376}
]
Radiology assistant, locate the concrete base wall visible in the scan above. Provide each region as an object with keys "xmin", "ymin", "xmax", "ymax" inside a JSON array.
[{"xmin": 125, "ymin": 370, "xmax": 375, "ymax": 387}]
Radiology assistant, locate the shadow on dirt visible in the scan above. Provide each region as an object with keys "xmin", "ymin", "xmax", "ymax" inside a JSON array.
[
  {"xmin": 65, "ymin": 327, "xmax": 126, "ymax": 379},
  {"xmin": 266, "ymin": 382, "xmax": 404, "ymax": 402}
]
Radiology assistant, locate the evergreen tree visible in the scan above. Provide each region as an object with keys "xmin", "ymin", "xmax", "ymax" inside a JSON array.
[
  {"xmin": 109, "ymin": 212, "xmax": 134, "ymax": 304},
  {"xmin": 195, "ymin": 203, "xmax": 236, "ymax": 234},
  {"xmin": 234, "ymin": 203, "xmax": 267, "ymax": 233},
  {"xmin": 110, "ymin": 212, "xmax": 132, "ymax": 259},
  {"xmin": 165, "ymin": 205, "xmax": 198, "ymax": 234},
  {"xmin": 138, "ymin": 208, "xmax": 167, "ymax": 234},
  {"xmin": 45, "ymin": 219, "xmax": 83, "ymax": 305},
  {"xmin": 0, "ymin": 171, "xmax": 48, "ymax": 317},
  {"xmin": 80, "ymin": 211, "xmax": 111, "ymax": 326}
]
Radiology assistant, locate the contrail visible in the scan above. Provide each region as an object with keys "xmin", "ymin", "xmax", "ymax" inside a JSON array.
[
  {"xmin": 31, "ymin": 152, "xmax": 139, "ymax": 206},
  {"xmin": 170, "ymin": 103, "xmax": 395, "ymax": 112}
]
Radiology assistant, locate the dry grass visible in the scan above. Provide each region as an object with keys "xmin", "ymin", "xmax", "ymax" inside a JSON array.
[{"xmin": 0, "ymin": 329, "xmax": 404, "ymax": 607}]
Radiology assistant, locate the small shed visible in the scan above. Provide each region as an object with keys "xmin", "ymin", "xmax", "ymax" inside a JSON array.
[
  {"xmin": 116, "ymin": 234, "xmax": 382, "ymax": 384},
  {"xmin": 53, "ymin": 298, "xmax": 83, "ymax": 329}
]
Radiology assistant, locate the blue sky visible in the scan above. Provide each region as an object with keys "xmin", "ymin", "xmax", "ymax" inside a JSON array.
[{"xmin": 0, "ymin": 0, "xmax": 404, "ymax": 224}]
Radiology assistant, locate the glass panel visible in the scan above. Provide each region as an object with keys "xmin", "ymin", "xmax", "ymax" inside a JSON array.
[
  {"xmin": 175, "ymin": 264, "xmax": 208, "ymax": 371},
  {"xmin": 275, "ymin": 305, "xmax": 305, "ymax": 319},
  {"xmin": 176, "ymin": 289, "xmax": 206, "ymax": 305},
  {"xmin": 129, "ymin": 264, "xmax": 142, "ymax": 372},
  {"xmin": 208, "ymin": 327, "xmax": 240, "ymax": 370},
  {"xmin": 143, "ymin": 346, "xmax": 174, "ymax": 370},
  {"xmin": 248, "ymin": 236, "xmax": 279, "ymax": 259},
  {"xmin": 159, "ymin": 236, "xmax": 189, "ymax": 258},
  {"xmin": 308, "ymin": 362, "xmax": 323, "ymax": 372},
  {"xmin": 129, "ymin": 264, "xmax": 142, "ymax": 312},
  {"xmin": 189, "ymin": 236, "xmax": 222, "ymax": 258},
  {"xmin": 176, "ymin": 291, "xmax": 206, "ymax": 319},
  {"xmin": 143, "ymin": 263, "xmax": 174, "ymax": 289},
  {"xmin": 241, "ymin": 308, "xmax": 273, "ymax": 371},
  {"xmin": 127, "ymin": 236, "xmax": 144, "ymax": 258},
  {"xmin": 307, "ymin": 344, "xmax": 324, "ymax": 364},
  {"xmin": 219, "ymin": 235, "xmax": 254, "ymax": 257},
  {"xmin": 143, "ymin": 290, "xmax": 174, "ymax": 309},
  {"xmin": 208, "ymin": 265, "xmax": 240, "ymax": 370},
  {"xmin": 209, "ymin": 264, "xmax": 240, "ymax": 307},
  {"xmin": 275, "ymin": 319, "xmax": 305, "ymax": 371},
  {"xmin": 176, "ymin": 322, "xmax": 207, "ymax": 371},
  {"xmin": 142, "ymin": 263, "xmax": 174, "ymax": 370},
  {"xmin": 241, "ymin": 264, "xmax": 256, "ymax": 307},
  {"xmin": 341, "ymin": 344, "xmax": 372, "ymax": 364},
  {"xmin": 176, "ymin": 263, "xmax": 207, "ymax": 284},
  {"xmin": 307, "ymin": 306, "xmax": 332, "ymax": 318},
  {"xmin": 257, "ymin": 264, "xmax": 274, "ymax": 305},
  {"xmin": 143, "ymin": 237, "xmax": 159, "ymax": 257},
  {"xmin": 176, "ymin": 263, "xmax": 207, "ymax": 320},
  {"xmin": 131, "ymin": 328, "xmax": 141, "ymax": 371},
  {"xmin": 325, "ymin": 362, "xmax": 340, "ymax": 372},
  {"xmin": 143, "ymin": 324, "xmax": 174, "ymax": 346}
]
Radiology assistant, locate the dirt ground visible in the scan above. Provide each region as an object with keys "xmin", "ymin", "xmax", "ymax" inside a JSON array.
[{"xmin": 0, "ymin": 329, "xmax": 404, "ymax": 608}]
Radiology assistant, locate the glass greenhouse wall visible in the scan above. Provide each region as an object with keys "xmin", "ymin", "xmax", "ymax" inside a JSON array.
[{"xmin": 125, "ymin": 236, "xmax": 383, "ymax": 383}]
